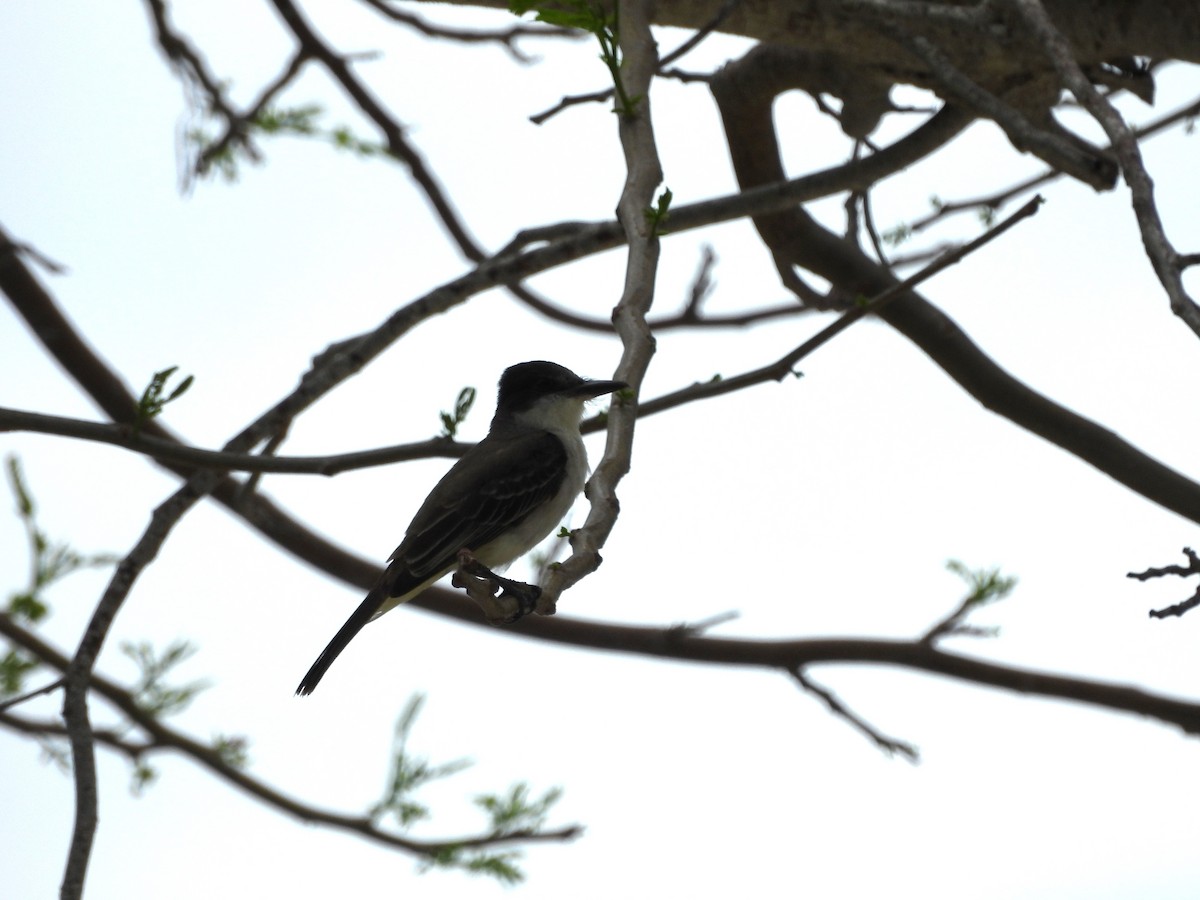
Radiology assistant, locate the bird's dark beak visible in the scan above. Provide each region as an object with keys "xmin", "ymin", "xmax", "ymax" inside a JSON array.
[{"xmin": 565, "ymin": 379, "xmax": 628, "ymax": 399}]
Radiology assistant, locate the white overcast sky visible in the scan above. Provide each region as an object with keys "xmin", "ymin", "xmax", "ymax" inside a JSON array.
[{"xmin": 3, "ymin": 2, "xmax": 1200, "ymax": 898}]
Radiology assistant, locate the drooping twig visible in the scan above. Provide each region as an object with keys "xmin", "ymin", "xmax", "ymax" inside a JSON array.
[{"xmin": 792, "ymin": 668, "xmax": 920, "ymax": 761}]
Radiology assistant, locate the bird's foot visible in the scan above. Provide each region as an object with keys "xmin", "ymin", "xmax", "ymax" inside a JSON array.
[{"xmin": 454, "ymin": 550, "xmax": 541, "ymax": 625}]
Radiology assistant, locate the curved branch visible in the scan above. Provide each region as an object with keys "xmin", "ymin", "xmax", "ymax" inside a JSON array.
[
  {"xmin": 538, "ymin": 0, "xmax": 663, "ymax": 613},
  {"xmin": 709, "ymin": 51, "xmax": 1200, "ymax": 527},
  {"xmin": 0, "ymin": 614, "xmax": 581, "ymax": 856}
]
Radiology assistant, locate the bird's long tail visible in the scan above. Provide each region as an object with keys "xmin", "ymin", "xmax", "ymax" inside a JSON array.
[{"xmin": 295, "ymin": 585, "xmax": 388, "ymax": 696}]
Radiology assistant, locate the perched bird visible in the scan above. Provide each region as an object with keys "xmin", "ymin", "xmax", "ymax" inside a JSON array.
[{"xmin": 295, "ymin": 361, "xmax": 626, "ymax": 695}]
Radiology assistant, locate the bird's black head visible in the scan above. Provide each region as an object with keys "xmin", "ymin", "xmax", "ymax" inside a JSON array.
[{"xmin": 495, "ymin": 361, "xmax": 626, "ymax": 416}]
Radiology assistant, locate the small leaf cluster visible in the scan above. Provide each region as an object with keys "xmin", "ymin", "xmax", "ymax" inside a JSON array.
[
  {"xmin": 133, "ymin": 365, "xmax": 194, "ymax": 436},
  {"xmin": 643, "ymin": 186, "xmax": 673, "ymax": 235},
  {"xmin": 371, "ymin": 695, "xmax": 567, "ymax": 884},
  {"xmin": 3, "ymin": 456, "xmax": 116, "ymax": 695},
  {"xmin": 370, "ymin": 694, "xmax": 473, "ymax": 828},
  {"xmin": 421, "ymin": 784, "xmax": 565, "ymax": 885},
  {"xmin": 510, "ymin": 1, "xmax": 642, "ymax": 117},
  {"xmin": 189, "ymin": 104, "xmax": 384, "ymax": 183},
  {"xmin": 440, "ymin": 386, "xmax": 478, "ymax": 439},
  {"xmin": 946, "ymin": 559, "xmax": 1017, "ymax": 608},
  {"xmin": 120, "ymin": 639, "xmax": 210, "ymax": 717}
]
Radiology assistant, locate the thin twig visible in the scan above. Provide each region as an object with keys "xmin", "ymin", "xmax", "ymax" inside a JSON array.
[
  {"xmin": 792, "ymin": 668, "xmax": 920, "ymax": 761},
  {"xmin": 0, "ymin": 676, "xmax": 64, "ymax": 712},
  {"xmin": 0, "ymin": 406, "xmax": 467, "ymax": 474},
  {"xmin": 634, "ymin": 196, "xmax": 1044, "ymax": 420},
  {"xmin": 904, "ymin": 93, "xmax": 1200, "ymax": 237}
]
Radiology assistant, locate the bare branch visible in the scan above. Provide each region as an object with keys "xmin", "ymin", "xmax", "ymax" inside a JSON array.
[
  {"xmin": 60, "ymin": 473, "xmax": 216, "ymax": 900},
  {"xmin": 636, "ymin": 196, "xmax": 1044, "ymax": 419},
  {"xmin": 902, "ymin": 92, "xmax": 1200, "ymax": 238},
  {"xmin": 0, "ymin": 406, "xmax": 468, "ymax": 475},
  {"xmin": 0, "ymin": 677, "xmax": 64, "ymax": 713},
  {"xmin": 1127, "ymin": 548, "xmax": 1200, "ymax": 619}
]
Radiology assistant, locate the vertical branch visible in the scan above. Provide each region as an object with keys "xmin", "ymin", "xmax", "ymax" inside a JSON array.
[
  {"xmin": 537, "ymin": 0, "xmax": 662, "ymax": 612},
  {"xmin": 60, "ymin": 475, "xmax": 216, "ymax": 900}
]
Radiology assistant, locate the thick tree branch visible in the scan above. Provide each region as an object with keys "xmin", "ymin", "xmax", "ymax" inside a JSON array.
[
  {"xmin": 709, "ymin": 51, "xmax": 1200, "ymax": 528},
  {"xmin": 889, "ymin": 27, "xmax": 1115, "ymax": 188},
  {"xmin": 417, "ymin": 0, "xmax": 1200, "ymax": 71}
]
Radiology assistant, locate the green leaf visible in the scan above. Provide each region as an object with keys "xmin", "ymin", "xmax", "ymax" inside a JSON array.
[
  {"xmin": 643, "ymin": 186, "xmax": 673, "ymax": 234},
  {"xmin": 130, "ymin": 761, "xmax": 158, "ymax": 796},
  {"xmin": 7, "ymin": 455, "xmax": 34, "ymax": 518},
  {"xmin": 7, "ymin": 592, "xmax": 48, "ymax": 624},
  {"xmin": 482, "ymin": 782, "xmax": 563, "ymax": 834},
  {"xmin": 133, "ymin": 366, "xmax": 195, "ymax": 435}
]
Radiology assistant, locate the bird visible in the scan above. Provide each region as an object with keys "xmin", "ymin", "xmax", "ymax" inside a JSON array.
[{"xmin": 295, "ymin": 361, "xmax": 627, "ymax": 695}]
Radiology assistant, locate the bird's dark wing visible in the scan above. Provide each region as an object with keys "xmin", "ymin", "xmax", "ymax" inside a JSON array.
[
  {"xmin": 295, "ymin": 429, "xmax": 566, "ymax": 696},
  {"xmin": 390, "ymin": 428, "xmax": 568, "ymax": 584}
]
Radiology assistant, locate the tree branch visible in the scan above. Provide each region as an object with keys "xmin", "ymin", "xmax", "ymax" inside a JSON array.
[
  {"xmin": 1004, "ymin": 0, "xmax": 1200, "ymax": 338},
  {"xmin": 267, "ymin": 0, "xmax": 484, "ymax": 258},
  {"xmin": 357, "ymin": 0, "xmax": 581, "ymax": 63},
  {"xmin": 0, "ymin": 405, "xmax": 468, "ymax": 475},
  {"xmin": 537, "ymin": 0, "xmax": 662, "ymax": 614},
  {"xmin": 708, "ymin": 49, "xmax": 1200, "ymax": 528},
  {"xmin": 0, "ymin": 614, "xmax": 581, "ymax": 858},
  {"xmin": 792, "ymin": 668, "xmax": 920, "ymax": 761}
]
